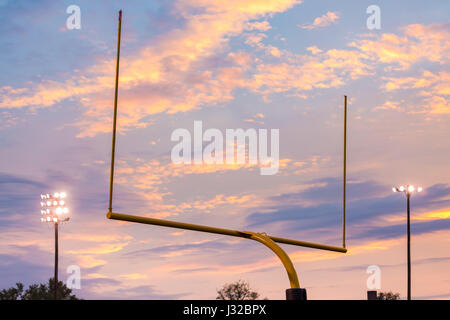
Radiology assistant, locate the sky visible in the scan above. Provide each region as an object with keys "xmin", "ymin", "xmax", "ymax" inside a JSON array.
[{"xmin": 0, "ymin": 0, "xmax": 449, "ymax": 300}]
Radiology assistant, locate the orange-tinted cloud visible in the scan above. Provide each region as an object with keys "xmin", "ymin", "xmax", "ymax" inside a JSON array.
[
  {"xmin": 152, "ymin": 238, "xmax": 399, "ymax": 276},
  {"xmin": 379, "ymin": 71, "xmax": 449, "ymax": 114},
  {"xmin": 299, "ymin": 11, "xmax": 339, "ymax": 30},
  {"xmin": 0, "ymin": 0, "xmax": 302, "ymax": 137},
  {"xmin": 350, "ymin": 24, "xmax": 449, "ymax": 70},
  {"xmin": 0, "ymin": 4, "xmax": 447, "ymax": 135},
  {"xmin": 110, "ymin": 155, "xmax": 335, "ymax": 219}
]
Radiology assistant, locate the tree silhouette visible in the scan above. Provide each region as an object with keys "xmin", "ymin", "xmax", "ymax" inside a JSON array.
[
  {"xmin": 377, "ymin": 291, "xmax": 401, "ymax": 300},
  {"xmin": 216, "ymin": 280, "xmax": 264, "ymax": 300},
  {"xmin": 0, "ymin": 283, "xmax": 24, "ymax": 300},
  {"xmin": 0, "ymin": 278, "xmax": 80, "ymax": 300}
]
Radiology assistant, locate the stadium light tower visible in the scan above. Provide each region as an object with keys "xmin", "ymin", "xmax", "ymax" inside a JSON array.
[
  {"xmin": 392, "ymin": 185, "xmax": 423, "ymax": 300},
  {"xmin": 40, "ymin": 192, "xmax": 70, "ymax": 300}
]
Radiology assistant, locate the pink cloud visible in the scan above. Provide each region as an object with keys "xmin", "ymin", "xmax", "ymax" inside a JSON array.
[{"xmin": 299, "ymin": 11, "xmax": 339, "ymax": 30}]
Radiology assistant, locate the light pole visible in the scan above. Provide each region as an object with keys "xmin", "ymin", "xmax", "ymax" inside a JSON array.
[
  {"xmin": 392, "ymin": 185, "xmax": 422, "ymax": 300},
  {"xmin": 40, "ymin": 192, "xmax": 70, "ymax": 300}
]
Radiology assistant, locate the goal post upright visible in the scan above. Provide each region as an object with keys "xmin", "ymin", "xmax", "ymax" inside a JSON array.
[
  {"xmin": 343, "ymin": 95, "xmax": 347, "ymax": 249},
  {"xmin": 106, "ymin": 10, "xmax": 347, "ymax": 300}
]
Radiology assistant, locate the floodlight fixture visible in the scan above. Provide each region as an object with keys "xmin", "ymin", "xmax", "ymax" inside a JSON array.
[
  {"xmin": 39, "ymin": 191, "xmax": 70, "ymax": 300},
  {"xmin": 392, "ymin": 184, "xmax": 423, "ymax": 300},
  {"xmin": 39, "ymin": 192, "xmax": 70, "ymax": 224}
]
